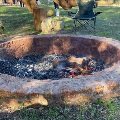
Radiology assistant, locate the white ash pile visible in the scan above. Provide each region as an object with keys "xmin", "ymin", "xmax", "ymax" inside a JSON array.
[{"xmin": 0, "ymin": 54, "xmax": 106, "ymax": 80}]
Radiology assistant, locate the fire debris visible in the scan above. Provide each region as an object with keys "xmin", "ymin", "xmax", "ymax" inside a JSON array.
[{"xmin": 0, "ymin": 54, "xmax": 106, "ymax": 80}]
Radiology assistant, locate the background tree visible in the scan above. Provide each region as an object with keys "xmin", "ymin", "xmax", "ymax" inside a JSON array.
[
  {"xmin": 53, "ymin": 0, "xmax": 78, "ymax": 10},
  {"xmin": 21, "ymin": 0, "xmax": 77, "ymax": 12},
  {"xmin": 21, "ymin": 0, "xmax": 47, "ymax": 31},
  {"xmin": 22, "ymin": 0, "xmax": 38, "ymax": 14}
]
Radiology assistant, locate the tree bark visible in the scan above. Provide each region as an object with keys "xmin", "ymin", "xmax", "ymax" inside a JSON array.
[
  {"xmin": 53, "ymin": 0, "xmax": 78, "ymax": 10},
  {"xmin": 22, "ymin": 0, "xmax": 38, "ymax": 13},
  {"xmin": 33, "ymin": 7, "xmax": 47, "ymax": 31}
]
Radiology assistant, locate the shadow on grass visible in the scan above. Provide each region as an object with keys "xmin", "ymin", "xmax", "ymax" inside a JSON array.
[{"xmin": 0, "ymin": 5, "xmax": 35, "ymax": 37}]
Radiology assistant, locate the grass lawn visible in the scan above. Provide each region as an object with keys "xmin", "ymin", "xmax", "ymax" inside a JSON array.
[
  {"xmin": 0, "ymin": 4, "xmax": 120, "ymax": 120},
  {"xmin": 0, "ymin": 97, "xmax": 120, "ymax": 120},
  {"xmin": 0, "ymin": 4, "xmax": 120, "ymax": 40}
]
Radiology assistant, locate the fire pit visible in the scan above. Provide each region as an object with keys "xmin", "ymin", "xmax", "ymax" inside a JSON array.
[{"xmin": 0, "ymin": 35, "xmax": 120, "ymax": 105}]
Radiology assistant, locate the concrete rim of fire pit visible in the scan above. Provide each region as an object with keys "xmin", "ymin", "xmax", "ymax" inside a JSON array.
[{"xmin": 0, "ymin": 34, "xmax": 120, "ymax": 105}]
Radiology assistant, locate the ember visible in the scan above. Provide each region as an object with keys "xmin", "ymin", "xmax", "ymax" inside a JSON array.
[{"xmin": 0, "ymin": 54, "xmax": 106, "ymax": 80}]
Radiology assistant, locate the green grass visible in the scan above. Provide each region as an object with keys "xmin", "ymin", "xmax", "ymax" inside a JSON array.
[
  {"xmin": 0, "ymin": 4, "xmax": 120, "ymax": 40},
  {"xmin": 21, "ymin": 98, "xmax": 120, "ymax": 120},
  {"xmin": 0, "ymin": 5, "xmax": 35, "ymax": 38},
  {"xmin": 0, "ymin": 97, "xmax": 119, "ymax": 120}
]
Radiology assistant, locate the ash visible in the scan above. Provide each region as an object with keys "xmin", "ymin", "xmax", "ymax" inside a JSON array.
[
  {"xmin": 0, "ymin": 54, "xmax": 106, "ymax": 80},
  {"xmin": 0, "ymin": 54, "xmax": 68, "ymax": 80}
]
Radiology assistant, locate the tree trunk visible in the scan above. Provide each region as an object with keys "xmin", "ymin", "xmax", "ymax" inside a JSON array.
[
  {"xmin": 33, "ymin": 7, "xmax": 47, "ymax": 31},
  {"xmin": 54, "ymin": 0, "xmax": 77, "ymax": 10},
  {"xmin": 22, "ymin": 0, "xmax": 38, "ymax": 14}
]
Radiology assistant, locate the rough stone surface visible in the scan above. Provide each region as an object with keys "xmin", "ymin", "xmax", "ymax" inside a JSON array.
[
  {"xmin": 0, "ymin": 35, "xmax": 120, "ymax": 105},
  {"xmin": 41, "ymin": 18, "xmax": 64, "ymax": 33}
]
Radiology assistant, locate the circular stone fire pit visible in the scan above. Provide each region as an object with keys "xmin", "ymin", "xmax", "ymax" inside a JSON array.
[{"xmin": 0, "ymin": 35, "xmax": 120, "ymax": 105}]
